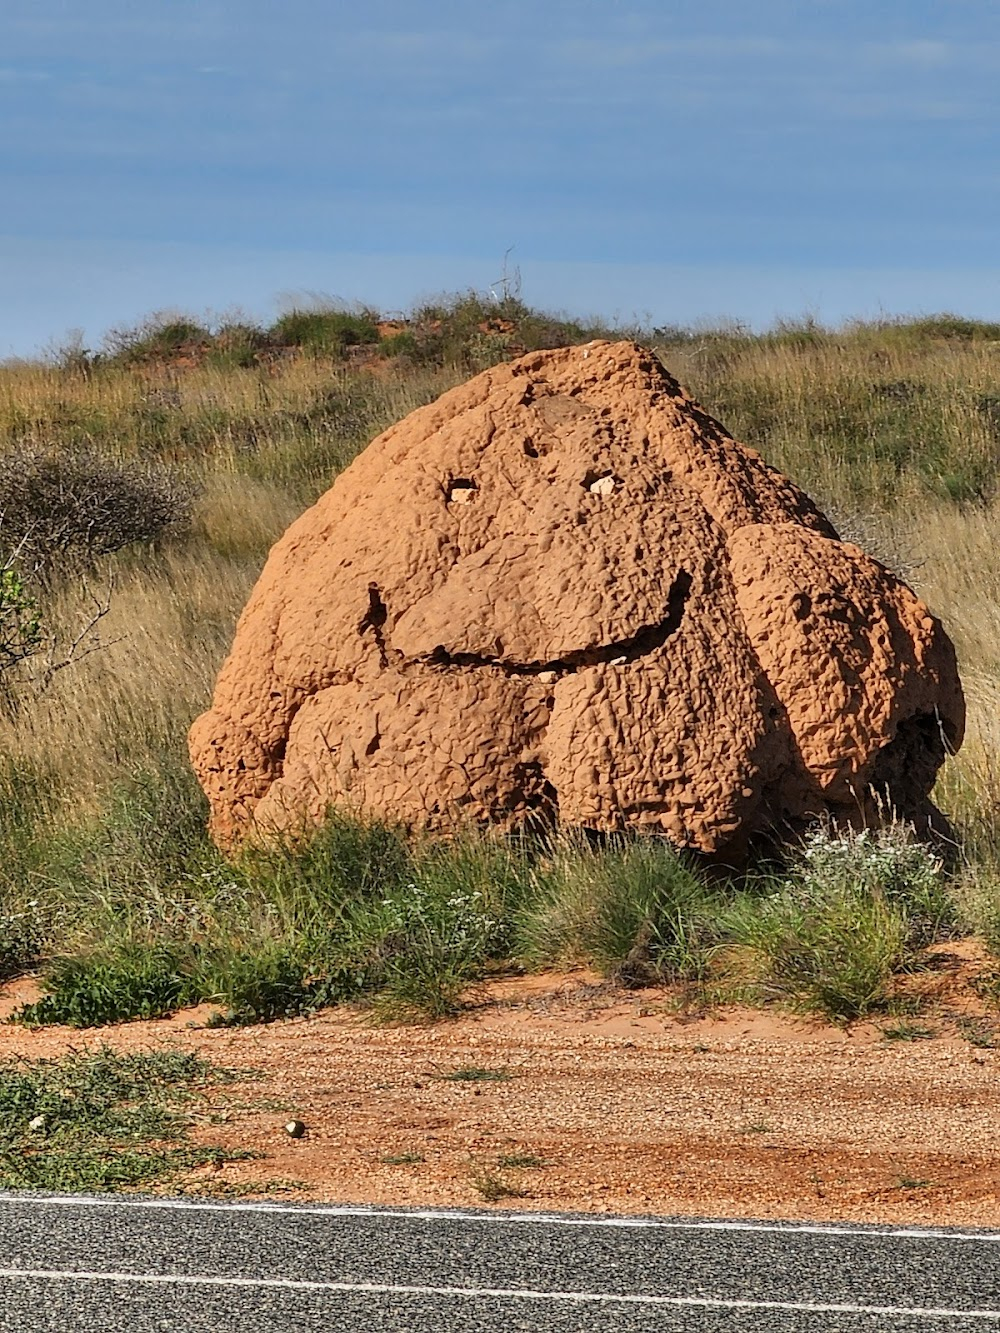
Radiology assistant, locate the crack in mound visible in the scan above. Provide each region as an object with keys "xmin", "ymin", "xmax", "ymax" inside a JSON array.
[{"xmin": 423, "ymin": 571, "xmax": 692, "ymax": 678}]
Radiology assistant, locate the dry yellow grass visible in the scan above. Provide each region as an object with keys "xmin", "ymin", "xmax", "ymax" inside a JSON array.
[
  {"xmin": 1, "ymin": 547, "xmax": 255, "ymax": 811},
  {"xmin": 895, "ymin": 502, "xmax": 1000, "ymax": 873}
]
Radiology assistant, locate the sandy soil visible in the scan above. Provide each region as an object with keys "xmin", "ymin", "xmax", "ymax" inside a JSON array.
[{"xmin": 3, "ymin": 946, "xmax": 1000, "ymax": 1227}]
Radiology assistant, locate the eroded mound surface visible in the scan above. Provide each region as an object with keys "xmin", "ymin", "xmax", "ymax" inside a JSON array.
[{"xmin": 190, "ymin": 341, "xmax": 964, "ymax": 854}]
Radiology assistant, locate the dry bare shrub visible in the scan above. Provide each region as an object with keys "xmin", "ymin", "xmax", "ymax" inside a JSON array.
[
  {"xmin": 821, "ymin": 504, "xmax": 921, "ymax": 584},
  {"xmin": 0, "ymin": 448, "xmax": 196, "ymax": 580}
]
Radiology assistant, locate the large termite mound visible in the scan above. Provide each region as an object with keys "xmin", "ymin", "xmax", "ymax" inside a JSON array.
[{"xmin": 190, "ymin": 341, "xmax": 964, "ymax": 856}]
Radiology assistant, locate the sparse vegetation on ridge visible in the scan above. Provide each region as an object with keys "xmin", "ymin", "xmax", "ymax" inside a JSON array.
[{"xmin": 1, "ymin": 293, "xmax": 999, "ymax": 1028}]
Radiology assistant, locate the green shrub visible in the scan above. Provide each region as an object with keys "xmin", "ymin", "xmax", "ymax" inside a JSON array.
[
  {"xmin": 240, "ymin": 809, "xmax": 412, "ymax": 915},
  {"xmin": 12, "ymin": 805, "xmax": 528, "ymax": 1027},
  {"xmin": 796, "ymin": 824, "xmax": 952, "ymax": 947},
  {"xmin": 104, "ymin": 315, "xmax": 212, "ymax": 365},
  {"xmin": 18, "ymin": 937, "xmax": 326, "ymax": 1031},
  {"xmin": 206, "ymin": 321, "xmax": 273, "ymax": 370},
  {"xmin": 17, "ymin": 945, "xmax": 190, "ymax": 1027},
  {"xmin": 726, "ymin": 825, "xmax": 949, "ymax": 1019},
  {"xmin": 269, "ymin": 307, "xmax": 379, "ymax": 357},
  {"xmin": 0, "ymin": 759, "xmax": 62, "ymax": 975},
  {"xmin": 406, "ymin": 290, "xmax": 616, "ymax": 371},
  {"xmin": 378, "ymin": 331, "xmax": 419, "ymax": 359},
  {"xmin": 952, "ymin": 871, "xmax": 1000, "ymax": 956},
  {"xmin": 0, "ymin": 900, "xmax": 46, "ymax": 981},
  {"xmin": 892, "ymin": 314, "xmax": 1000, "ymax": 343},
  {"xmin": 371, "ymin": 839, "xmax": 520, "ymax": 1018},
  {"xmin": 0, "ymin": 563, "xmax": 41, "ymax": 674},
  {"xmin": 516, "ymin": 834, "xmax": 719, "ymax": 984},
  {"xmin": 727, "ymin": 881, "xmax": 908, "ymax": 1020},
  {"xmin": 197, "ymin": 943, "xmax": 315, "ymax": 1026}
]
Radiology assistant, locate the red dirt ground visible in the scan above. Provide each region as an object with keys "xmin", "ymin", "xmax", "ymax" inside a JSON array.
[{"xmin": 2, "ymin": 947, "xmax": 999, "ymax": 1225}]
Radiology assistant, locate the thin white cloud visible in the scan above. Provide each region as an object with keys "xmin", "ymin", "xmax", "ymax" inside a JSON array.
[
  {"xmin": 0, "ymin": 67, "xmax": 50, "ymax": 81},
  {"xmin": 890, "ymin": 40, "xmax": 954, "ymax": 67},
  {"xmin": 557, "ymin": 35, "xmax": 790, "ymax": 66},
  {"xmin": 347, "ymin": 28, "xmax": 494, "ymax": 62},
  {"xmin": 860, "ymin": 38, "xmax": 1000, "ymax": 73},
  {"xmin": 821, "ymin": 92, "xmax": 974, "ymax": 122}
]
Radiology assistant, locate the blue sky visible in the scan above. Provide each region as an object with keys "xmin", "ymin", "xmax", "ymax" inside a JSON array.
[{"xmin": 2, "ymin": 0, "xmax": 999, "ymax": 357}]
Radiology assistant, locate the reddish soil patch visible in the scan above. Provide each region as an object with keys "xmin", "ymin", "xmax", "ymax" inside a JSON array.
[{"xmin": 3, "ymin": 956, "xmax": 1000, "ymax": 1226}]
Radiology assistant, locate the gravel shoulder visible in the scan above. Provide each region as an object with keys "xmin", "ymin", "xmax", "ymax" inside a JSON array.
[{"xmin": 1, "ymin": 954, "xmax": 999, "ymax": 1227}]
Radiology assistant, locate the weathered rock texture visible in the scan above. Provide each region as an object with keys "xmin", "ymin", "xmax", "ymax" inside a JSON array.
[{"xmin": 190, "ymin": 341, "xmax": 965, "ymax": 856}]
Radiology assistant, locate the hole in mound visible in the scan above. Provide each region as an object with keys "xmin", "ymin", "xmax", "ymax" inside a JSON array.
[
  {"xmin": 358, "ymin": 585, "xmax": 387, "ymax": 634},
  {"xmin": 447, "ymin": 478, "xmax": 478, "ymax": 505},
  {"xmin": 581, "ymin": 470, "xmax": 619, "ymax": 496},
  {"xmin": 358, "ymin": 585, "xmax": 390, "ymax": 667},
  {"xmin": 869, "ymin": 709, "xmax": 951, "ymax": 813},
  {"xmin": 525, "ymin": 776, "xmax": 559, "ymax": 822}
]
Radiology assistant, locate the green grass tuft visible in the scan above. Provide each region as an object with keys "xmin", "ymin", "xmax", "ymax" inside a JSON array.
[
  {"xmin": 469, "ymin": 1169, "xmax": 528, "ymax": 1202},
  {"xmin": 516, "ymin": 834, "xmax": 721, "ymax": 984},
  {"xmin": 268, "ymin": 306, "xmax": 380, "ymax": 357},
  {"xmin": 496, "ymin": 1152, "xmax": 546, "ymax": 1168},
  {"xmin": 724, "ymin": 825, "xmax": 947, "ymax": 1021},
  {"xmin": 880, "ymin": 1022, "xmax": 937, "ymax": 1042},
  {"xmin": 0, "ymin": 1047, "xmax": 253, "ymax": 1192}
]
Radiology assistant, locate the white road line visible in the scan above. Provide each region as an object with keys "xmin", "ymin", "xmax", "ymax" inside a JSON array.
[
  {"xmin": 0, "ymin": 1193, "xmax": 998, "ymax": 1243},
  {"xmin": 0, "ymin": 1268, "xmax": 996, "ymax": 1320}
]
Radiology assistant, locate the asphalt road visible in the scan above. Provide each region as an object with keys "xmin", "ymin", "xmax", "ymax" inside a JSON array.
[{"xmin": 0, "ymin": 1195, "xmax": 999, "ymax": 1330}]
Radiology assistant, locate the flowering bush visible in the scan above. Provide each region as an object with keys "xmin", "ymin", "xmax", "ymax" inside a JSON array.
[{"xmin": 727, "ymin": 823, "xmax": 951, "ymax": 1019}]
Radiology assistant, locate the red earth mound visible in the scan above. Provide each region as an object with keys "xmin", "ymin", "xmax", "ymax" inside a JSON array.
[{"xmin": 190, "ymin": 341, "xmax": 963, "ymax": 855}]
